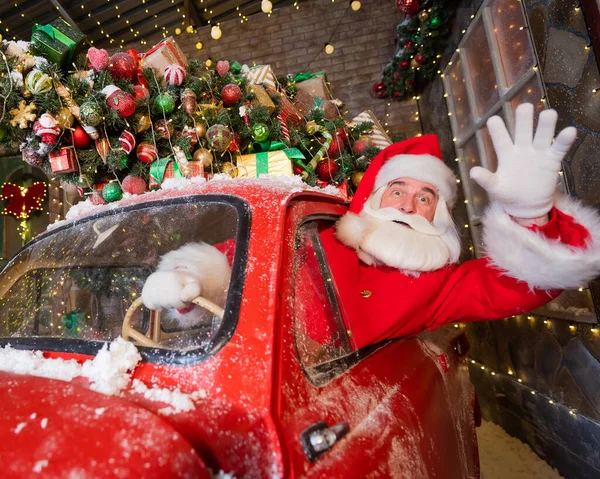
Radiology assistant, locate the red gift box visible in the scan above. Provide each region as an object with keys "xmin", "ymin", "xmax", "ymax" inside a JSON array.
[{"xmin": 48, "ymin": 148, "xmax": 78, "ymax": 173}]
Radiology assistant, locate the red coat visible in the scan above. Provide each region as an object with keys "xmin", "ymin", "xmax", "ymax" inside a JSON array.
[{"xmin": 319, "ymin": 206, "xmax": 589, "ymax": 350}]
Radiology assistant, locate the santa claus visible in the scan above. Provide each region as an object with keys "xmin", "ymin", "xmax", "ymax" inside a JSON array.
[{"xmin": 142, "ymin": 104, "xmax": 600, "ymax": 348}]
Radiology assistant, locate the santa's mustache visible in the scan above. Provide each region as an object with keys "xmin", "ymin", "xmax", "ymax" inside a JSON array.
[{"xmin": 362, "ymin": 203, "xmax": 445, "ymax": 237}]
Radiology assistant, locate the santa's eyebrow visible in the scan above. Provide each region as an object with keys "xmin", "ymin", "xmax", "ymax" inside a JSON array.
[{"xmin": 420, "ymin": 187, "xmax": 437, "ymax": 197}]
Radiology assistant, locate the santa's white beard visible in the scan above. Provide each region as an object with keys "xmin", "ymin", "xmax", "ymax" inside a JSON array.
[{"xmin": 336, "ymin": 195, "xmax": 461, "ymax": 274}]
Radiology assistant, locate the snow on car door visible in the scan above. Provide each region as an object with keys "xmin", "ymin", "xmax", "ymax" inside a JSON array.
[{"xmin": 275, "ymin": 200, "xmax": 476, "ymax": 478}]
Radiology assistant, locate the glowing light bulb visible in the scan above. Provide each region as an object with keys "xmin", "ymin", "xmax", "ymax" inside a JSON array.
[
  {"xmin": 261, "ymin": 0, "xmax": 273, "ymax": 13},
  {"xmin": 196, "ymin": 42, "xmax": 203, "ymax": 50},
  {"xmin": 211, "ymin": 25, "xmax": 222, "ymax": 40},
  {"xmin": 324, "ymin": 43, "xmax": 335, "ymax": 54},
  {"xmin": 350, "ymin": 0, "xmax": 361, "ymax": 11}
]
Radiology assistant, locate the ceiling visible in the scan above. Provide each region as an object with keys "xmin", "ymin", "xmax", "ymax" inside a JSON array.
[{"xmin": 0, "ymin": 0, "xmax": 301, "ymax": 50}]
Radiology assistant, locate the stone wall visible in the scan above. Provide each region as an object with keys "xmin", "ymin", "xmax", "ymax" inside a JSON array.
[{"xmin": 420, "ymin": 1, "xmax": 600, "ymax": 477}]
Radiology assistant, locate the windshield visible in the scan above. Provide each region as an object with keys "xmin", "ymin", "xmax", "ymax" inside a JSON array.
[{"xmin": 0, "ymin": 196, "xmax": 248, "ymax": 360}]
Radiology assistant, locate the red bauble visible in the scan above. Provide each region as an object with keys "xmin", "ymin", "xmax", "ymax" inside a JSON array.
[
  {"xmin": 404, "ymin": 41, "xmax": 412, "ymax": 49},
  {"xmin": 327, "ymin": 130, "xmax": 346, "ymax": 158},
  {"xmin": 103, "ymin": 85, "xmax": 136, "ymax": 117},
  {"xmin": 415, "ymin": 53, "xmax": 424, "ymax": 64},
  {"xmin": 221, "ymin": 83, "xmax": 242, "ymax": 106},
  {"xmin": 371, "ymin": 81, "xmax": 388, "ymax": 99},
  {"xmin": 352, "ymin": 139, "xmax": 372, "ymax": 155},
  {"xmin": 316, "ymin": 159, "xmax": 340, "ymax": 182},
  {"xmin": 396, "ymin": 0, "xmax": 419, "ymax": 14},
  {"xmin": 136, "ymin": 142, "xmax": 158, "ymax": 163},
  {"xmin": 119, "ymin": 130, "xmax": 136, "ymax": 154},
  {"xmin": 72, "ymin": 125, "xmax": 91, "ymax": 149},
  {"xmin": 108, "ymin": 52, "xmax": 137, "ymax": 81},
  {"xmin": 401, "ymin": 61, "xmax": 410, "ymax": 69},
  {"xmin": 122, "ymin": 175, "xmax": 147, "ymax": 195},
  {"xmin": 335, "ymin": 127, "xmax": 348, "ymax": 144},
  {"xmin": 164, "ymin": 64, "xmax": 186, "ymax": 86},
  {"xmin": 133, "ymin": 84, "xmax": 149, "ymax": 103}
]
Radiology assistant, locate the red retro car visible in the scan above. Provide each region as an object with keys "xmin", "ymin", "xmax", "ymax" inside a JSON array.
[{"xmin": 0, "ymin": 179, "xmax": 479, "ymax": 478}]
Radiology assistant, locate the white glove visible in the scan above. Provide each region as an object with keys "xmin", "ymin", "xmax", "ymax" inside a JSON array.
[
  {"xmin": 141, "ymin": 270, "xmax": 202, "ymax": 311},
  {"xmin": 470, "ymin": 103, "xmax": 577, "ymax": 219}
]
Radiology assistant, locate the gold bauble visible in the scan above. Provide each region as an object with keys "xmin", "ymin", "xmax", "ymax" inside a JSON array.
[
  {"xmin": 410, "ymin": 58, "xmax": 420, "ymax": 69},
  {"xmin": 56, "ymin": 107, "xmax": 74, "ymax": 129},
  {"xmin": 221, "ymin": 161, "xmax": 238, "ymax": 178},
  {"xmin": 136, "ymin": 114, "xmax": 151, "ymax": 133},
  {"xmin": 418, "ymin": 10, "xmax": 429, "ymax": 22},
  {"xmin": 195, "ymin": 123, "xmax": 207, "ymax": 138},
  {"xmin": 351, "ymin": 171, "xmax": 365, "ymax": 187},
  {"xmin": 193, "ymin": 148, "xmax": 213, "ymax": 168}
]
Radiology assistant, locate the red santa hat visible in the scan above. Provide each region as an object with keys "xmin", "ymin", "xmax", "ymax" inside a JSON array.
[{"xmin": 349, "ymin": 134, "xmax": 457, "ymax": 214}]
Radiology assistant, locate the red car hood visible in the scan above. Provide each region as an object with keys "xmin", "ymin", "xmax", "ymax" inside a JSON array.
[{"xmin": 0, "ymin": 371, "xmax": 209, "ymax": 479}]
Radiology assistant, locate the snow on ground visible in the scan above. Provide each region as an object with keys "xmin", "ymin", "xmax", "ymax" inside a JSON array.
[{"xmin": 477, "ymin": 420, "xmax": 564, "ymax": 479}]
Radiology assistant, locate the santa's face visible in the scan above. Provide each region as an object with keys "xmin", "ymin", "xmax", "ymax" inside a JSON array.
[{"xmin": 379, "ymin": 177, "xmax": 438, "ymax": 223}]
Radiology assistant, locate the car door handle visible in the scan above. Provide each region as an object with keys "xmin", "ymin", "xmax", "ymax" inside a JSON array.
[{"xmin": 300, "ymin": 421, "xmax": 350, "ymax": 462}]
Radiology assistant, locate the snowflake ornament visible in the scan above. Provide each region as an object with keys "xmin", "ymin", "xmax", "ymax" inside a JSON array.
[{"xmin": 9, "ymin": 100, "xmax": 37, "ymax": 128}]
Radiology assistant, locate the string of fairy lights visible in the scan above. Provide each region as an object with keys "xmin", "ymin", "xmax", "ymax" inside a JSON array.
[{"xmin": 453, "ymin": 309, "xmax": 599, "ymax": 421}]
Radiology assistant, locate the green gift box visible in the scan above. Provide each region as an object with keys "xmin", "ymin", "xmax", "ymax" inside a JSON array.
[{"xmin": 30, "ymin": 18, "xmax": 86, "ymax": 68}]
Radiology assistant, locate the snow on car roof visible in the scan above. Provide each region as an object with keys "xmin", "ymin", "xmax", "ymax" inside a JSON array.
[{"xmin": 47, "ymin": 175, "xmax": 346, "ymax": 233}]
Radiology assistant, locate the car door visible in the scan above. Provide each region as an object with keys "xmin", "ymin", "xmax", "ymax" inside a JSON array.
[{"xmin": 274, "ymin": 199, "xmax": 478, "ymax": 479}]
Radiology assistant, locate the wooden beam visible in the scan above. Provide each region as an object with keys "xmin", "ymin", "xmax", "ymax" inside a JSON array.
[{"xmin": 48, "ymin": 0, "xmax": 81, "ymax": 29}]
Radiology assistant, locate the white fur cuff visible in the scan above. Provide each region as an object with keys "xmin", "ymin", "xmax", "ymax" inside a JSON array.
[{"xmin": 482, "ymin": 194, "xmax": 600, "ymax": 290}]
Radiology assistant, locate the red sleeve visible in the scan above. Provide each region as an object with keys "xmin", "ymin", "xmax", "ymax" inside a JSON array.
[
  {"xmin": 528, "ymin": 207, "xmax": 590, "ymax": 247},
  {"xmin": 214, "ymin": 239, "xmax": 236, "ymax": 267},
  {"xmin": 427, "ymin": 207, "xmax": 589, "ymax": 330},
  {"xmin": 427, "ymin": 259, "xmax": 560, "ymax": 331}
]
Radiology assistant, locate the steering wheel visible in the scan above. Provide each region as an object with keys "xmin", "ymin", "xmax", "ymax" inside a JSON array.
[{"xmin": 122, "ymin": 296, "xmax": 225, "ymax": 347}]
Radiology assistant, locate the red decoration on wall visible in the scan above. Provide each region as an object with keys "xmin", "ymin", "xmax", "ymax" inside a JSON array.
[
  {"xmin": 1, "ymin": 182, "xmax": 46, "ymax": 219},
  {"xmin": 396, "ymin": 0, "xmax": 420, "ymax": 14}
]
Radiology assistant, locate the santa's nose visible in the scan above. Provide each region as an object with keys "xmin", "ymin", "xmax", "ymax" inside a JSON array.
[{"xmin": 396, "ymin": 195, "xmax": 416, "ymax": 214}]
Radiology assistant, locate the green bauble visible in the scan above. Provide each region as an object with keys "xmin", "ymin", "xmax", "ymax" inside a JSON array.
[
  {"xmin": 429, "ymin": 16, "xmax": 441, "ymax": 28},
  {"xmin": 252, "ymin": 122, "xmax": 269, "ymax": 142},
  {"xmin": 154, "ymin": 93, "xmax": 176, "ymax": 114},
  {"xmin": 206, "ymin": 124, "xmax": 232, "ymax": 151},
  {"xmin": 80, "ymin": 101, "xmax": 104, "ymax": 127},
  {"xmin": 116, "ymin": 156, "xmax": 128, "ymax": 169},
  {"xmin": 25, "ymin": 69, "xmax": 53, "ymax": 95},
  {"xmin": 102, "ymin": 182, "xmax": 123, "ymax": 202}
]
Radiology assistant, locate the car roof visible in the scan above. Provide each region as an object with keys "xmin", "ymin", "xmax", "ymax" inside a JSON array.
[{"xmin": 46, "ymin": 176, "xmax": 348, "ymax": 235}]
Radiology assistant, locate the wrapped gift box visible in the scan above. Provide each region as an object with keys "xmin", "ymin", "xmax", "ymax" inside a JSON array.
[
  {"xmin": 348, "ymin": 110, "xmax": 393, "ymax": 150},
  {"xmin": 237, "ymin": 148, "xmax": 305, "ymax": 178},
  {"xmin": 243, "ymin": 65, "xmax": 277, "ymax": 90},
  {"xmin": 266, "ymin": 86, "xmax": 304, "ymax": 127},
  {"xmin": 248, "ymin": 84, "xmax": 275, "ymax": 114},
  {"xmin": 48, "ymin": 147, "xmax": 78, "ymax": 173},
  {"xmin": 140, "ymin": 37, "xmax": 188, "ymax": 79},
  {"xmin": 149, "ymin": 157, "xmax": 203, "ymax": 189},
  {"xmin": 293, "ymin": 75, "xmax": 339, "ymax": 120},
  {"xmin": 30, "ymin": 18, "xmax": 86, "ymax": 67}
]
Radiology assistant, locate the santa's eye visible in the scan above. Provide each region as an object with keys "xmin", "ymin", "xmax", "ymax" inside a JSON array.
[
  {"xmin": 393, "ymin": 190, "xmax": 402, "ymax": 196},
  {"xmin": 418, "ymin": 196, "xmax": 432, "ymax": 204}
]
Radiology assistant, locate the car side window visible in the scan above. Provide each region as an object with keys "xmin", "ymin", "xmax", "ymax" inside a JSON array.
[{"xmin": 293, "ymin": 220, "xmax": 354, "ymax": 375}]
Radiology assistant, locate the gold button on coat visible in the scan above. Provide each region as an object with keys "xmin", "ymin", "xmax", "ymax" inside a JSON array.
[{"xmin": 361, "ymin": 290, "xmax": 372, "ymax": 298}]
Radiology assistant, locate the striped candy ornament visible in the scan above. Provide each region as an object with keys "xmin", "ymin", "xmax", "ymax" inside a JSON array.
[
  {"xmin": 136, "ymin": 142, "xmax": 158, "ymax": 163},
  {"xmin": 164, "ymin": 64, "xmax": 186, "ymax": 86},
  {"xmin": 305, "ymin": 121, "xmax": 332, "ymax": 172},
  {"xmin": 278, "ymin": 113, "xmax": 290, "ymax": 144},
  {"xmin": 95, "ymin": 137, "xmax": 110, "ymax": 163},
  {"xmin": 119, "ymin": 130, "xmax": 136, "ymax": 154}
]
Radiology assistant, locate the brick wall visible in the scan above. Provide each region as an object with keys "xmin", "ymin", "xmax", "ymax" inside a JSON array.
[{"xmin": 125, "ymin": 0, "xmax": 421, "ymax": 139}]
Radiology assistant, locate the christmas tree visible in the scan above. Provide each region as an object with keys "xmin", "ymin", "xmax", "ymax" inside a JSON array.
[
  {"xmin": 0, "ymin": 20, "xmax": 390, "ymax": 204},
  {"xmin": 374, "ymin": 0, "xmax": 454, "ymax": 100}
]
